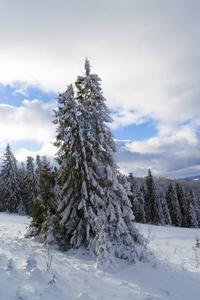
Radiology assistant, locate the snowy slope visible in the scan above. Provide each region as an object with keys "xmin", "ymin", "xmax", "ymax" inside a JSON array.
[{"xmin": 0, "ymin": 213, "xmax": 200, "ymax": 300}]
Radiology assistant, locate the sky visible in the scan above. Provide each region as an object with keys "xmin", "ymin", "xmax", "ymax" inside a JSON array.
[{"xmin": 0, "ymin": 0, "xmax": 200, "ymax": 178}]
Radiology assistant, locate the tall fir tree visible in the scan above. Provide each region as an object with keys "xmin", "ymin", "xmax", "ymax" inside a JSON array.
[
  {"xmin": 0, "ymin": 174, "xmax": 5, "ymax": 211},
  {"xmin": 53, "ymin": 83, "xmax": 93, "ymax": 249},
  {"xmin": 166, "ymin": 182, "xmax": 182, "ymax": 227},
  {"xmin": 24, "ymin": 156, "xmax": 38, "ymax": 214},
  {"xmin": 35, "ymin": 154, "xmax": 42, "ymax": 186},
  {"xmin": 30, "ymin": 156, "xmax": 59, "ymax": 237},
  {"xmin": 160, "ymin": 191, "xmax": 171, "ymax": 225},
  {"xmin": 176, "ymin": 183, "xmax": 189, "ymax": 227},
  {"xmin": 188, "ymin": 189, "xmax": 199, "ymax": 228},
  {"xmin": 128, "ymin": 173, "xmax": 146, "ymax": 223},
  {"xmin": 0, "ymin": 144, "xmax": 23, "ymax": 213},
  {"xmin": 52, "ymin": 60, "xmax": 147, "ymax": 263},
  {"xmin": 53, "ymin": 166, "xmax": 62, "ymax": 205},
  {"xmin": 18, "ymin": 162, "xmax": 28, "ymax": 214},
  {"xmin": 37, "ymin": 156, "xmax": 58, "ymax": 213},
  {"xmin": 189, "ymin": 202, "xmax": 198, "ymax": 228},
  {"xmin": 145, "ymin": 169, "xmax": 165, "ymax": 225}
]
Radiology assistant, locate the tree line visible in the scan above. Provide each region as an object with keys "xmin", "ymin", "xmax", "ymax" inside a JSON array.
[
  {"xmin": 1, "ymin": 148, "xmax": 199, "ymax": 229},
  {"xmin": 0, "ymin": 146, "xmax": 61, "ymax": 216},
  {"xmin": 0, "ymin": 59, "xmax": 199, "ymax": 264},
  {"xmin": 128, "ymin": 169, "xmax": 200, "ymax": 228}
]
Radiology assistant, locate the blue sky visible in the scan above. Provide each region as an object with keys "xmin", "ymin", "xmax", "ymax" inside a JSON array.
[
  {"xmin": 0, "ymin": 84, "xmax": 57, "ymax": 107},
  {"xmin": 113, "ymin": 122, "xmax": 157, "ymax": 141},
  {"xmin": 0, "ymin": 0, "xmax": 200, "ymax": 178}
]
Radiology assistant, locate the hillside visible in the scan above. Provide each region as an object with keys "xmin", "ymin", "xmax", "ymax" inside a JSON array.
[{"xmin": 0, "ymin": 213, "xmax": 200, "ymax": 300}]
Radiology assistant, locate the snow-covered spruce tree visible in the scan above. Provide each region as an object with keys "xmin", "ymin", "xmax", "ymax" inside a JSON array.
[
  {"xmin": 18, "ymin": 162, "xmax": 28, "ymax": 214},
  {"xmin": 29, "ymin": 156, "xmax": 60, "ymax": 239},
  {"xmin": 24, "ymin": 156, "xmax": 38, "ymax": 214},
  {"xmin": 53, "ymin": 167, "xmax": 62, "ymax": 207},
  {"xmin": 35, "ymin": 154, "xmax": 42, "ymax": 185},
  {"xmin": 40, "ymin": 157, "xmax": 59, "ymax": 214},
  {"xmin": 128, "ymin": 173, "xmax": 146, "ymax": 223},
  {"xmin": 166, "ymin": 182, "xmax": 182, "ymax": 227},
  {"xmin": 176, "ymin": 183, "xmax": 189, "ymax": 227},
  {"xmin": 145, "ymin": 169, "xmax": 165, "ymax": 225},
  {"xmin": 0, "ymin": 174, "xmax": 5, "ymax": 211},
  {"xmin": 160, "ymin": 191, "xmax": 171, "ymax": 225},
  {"xmin": 53, "ymin": 60, "xmax": 147, "ymax": 263},
  {"xmin": 0, "ymin": 144, "xmax": 23, "ymax": 213},
  {"xmin": 188, "ymin": 189, "xmax": 199, "ymax": 228},
  {"xmin": 52, "ymin": 83, "xmax": 94, "ymax": 249},
  {"xmin": 189, "ymin": 202, "xmax": 198, "ymax": 228}
]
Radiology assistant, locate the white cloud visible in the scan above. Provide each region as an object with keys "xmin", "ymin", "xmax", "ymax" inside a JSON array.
[
  {"xmin": 15, "ymin": 140, "xmax": 57, "ymax": 165},
  {"xmin": 110, "ymin": 110, "xmax": 150, "ymax": 130},
  {"xmin": 125, "ymin": 126, "xmax": 198, "ymax": 155},
  {"xmin": 11, "ymin": 83, "xmax": 29, "ymax": 97},
  {"xmin": 116, "ymin": 126, "xmax": 200, "ymax": 178},
  {"xmin": 0, "ymin": 100, "xmax": 56, "ymax": 144}
]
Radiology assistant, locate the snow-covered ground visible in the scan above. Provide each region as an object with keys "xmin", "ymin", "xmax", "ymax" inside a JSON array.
[{"xmin": 0, "ymin": 213, "xmax": 200, "ymax": 300}]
